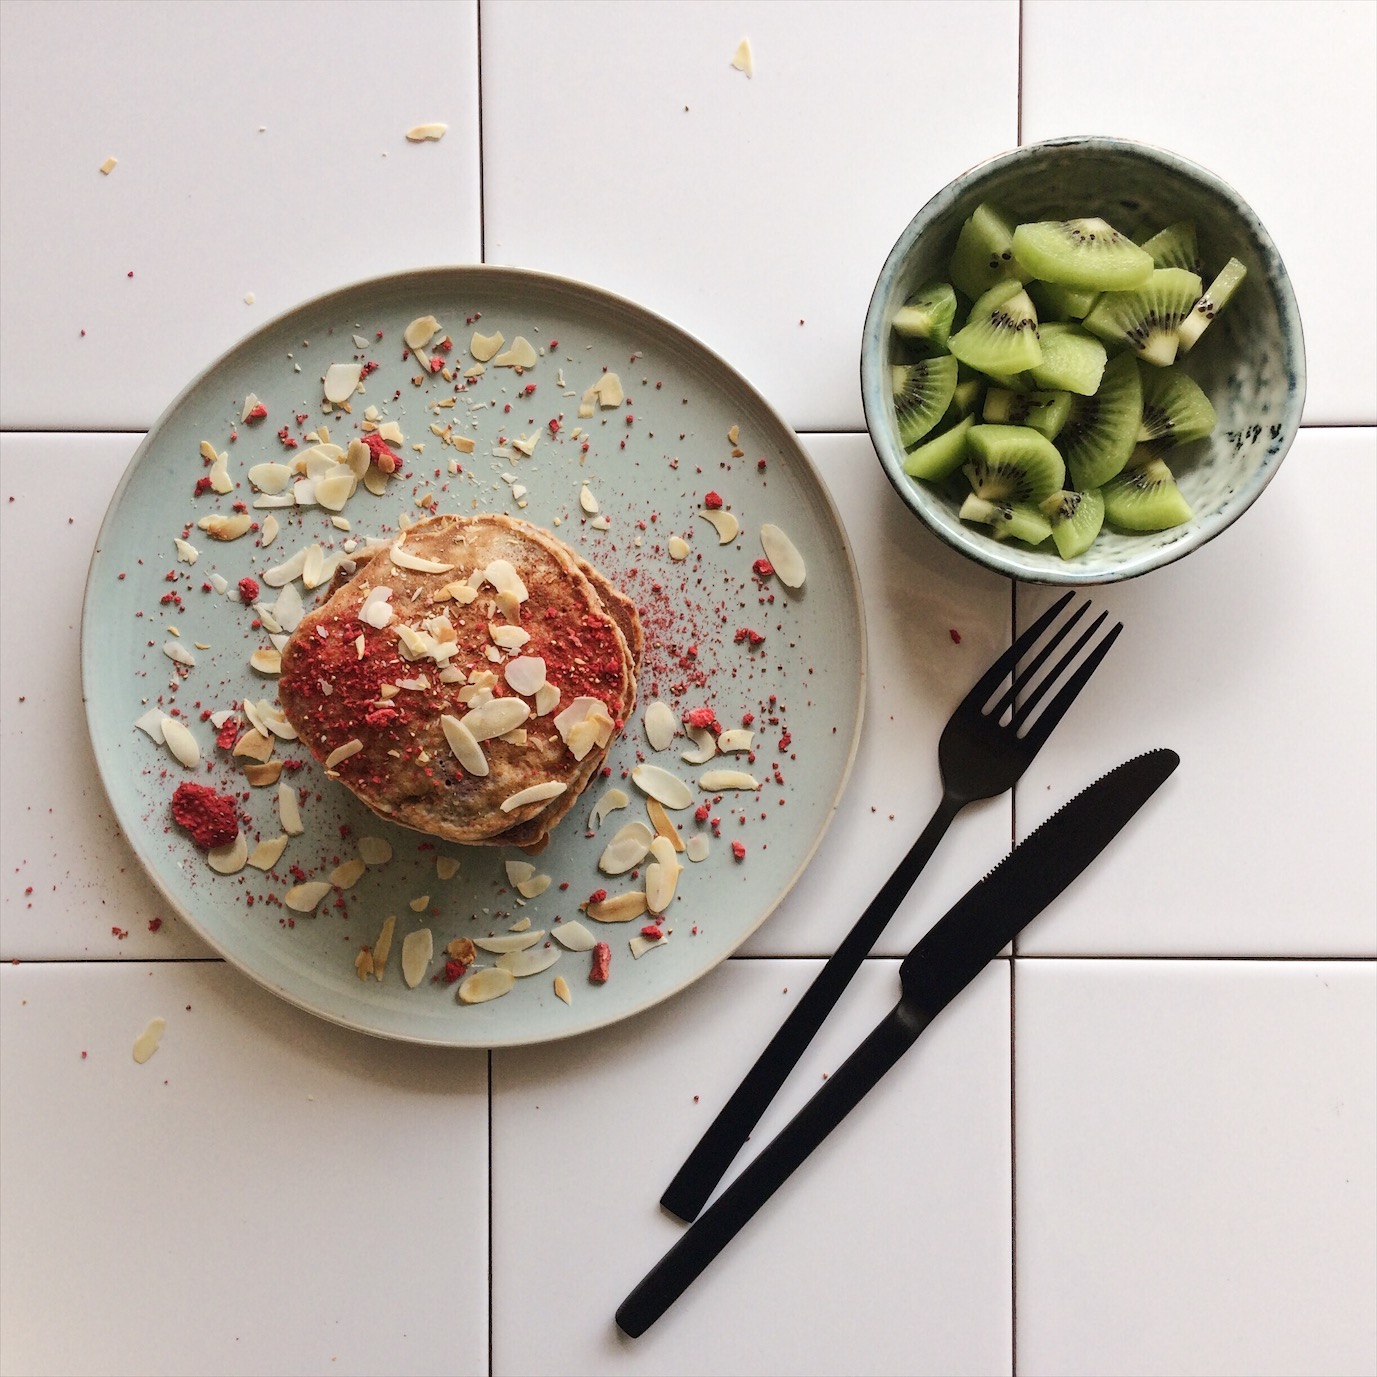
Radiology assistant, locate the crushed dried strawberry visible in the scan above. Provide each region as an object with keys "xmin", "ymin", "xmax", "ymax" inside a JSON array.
[
  {"xmin": 237, "ymin": 577, "xmax": 259, "ymax": 604},
  {"xmin": 683, "ymin": 707, "xmax": 719, "ymax": 732},
  {"xmin": 245, "ymin": 403, "xmax": 268, "ymax": 422},
  {"xmin": 171, "ymin": 781, "xmax": 239, "ymax": 850},
  {"xmin": 703, "ymin": 490, "xmax": 724, "ymax": 509},
  {"xmin": 752, "ymin": 558, "xmax": 774, "ymax": 579},
  {"xmin": 731, "ymin": 840, "xmax": 746, "ymax": 861},
  {"xmin": 589, "ymin": 941, "xmax": 611, "ymax": 984},
  {"xmin": 215, "ymin": 718, "xmax": 239, "ymax": 750}
]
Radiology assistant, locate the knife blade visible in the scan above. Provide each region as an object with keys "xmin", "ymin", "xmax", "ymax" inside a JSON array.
[{"xmin": 616, "ymin": 747, "xmax": 1179, "ymax": 1337}]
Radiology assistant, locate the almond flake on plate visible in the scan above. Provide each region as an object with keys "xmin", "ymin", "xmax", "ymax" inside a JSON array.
[
  {"xmin": 329, "ymin": 858, "xmax": 367, "ymax": 889},
  {"xmin": 163, "ymin": 640, "xmax": 196, "ymax": 668},
  {"xmin": 645, "ymin": 834, "xmax": 682, "ymax": 915},
  {"xmin": 435, "ymin": 855, "xmax": 460, "ymax": 881},
  {"xmin": 731, "ymin": 37, "xmax": 754, "ymax": 76},
  {"xmin": 409, "ymin": 895, "xmax": 430, "ymax": 913},
  {"xmin": 497, "ymin": 947, "xmax": 560, "ymax": 979},
  {"xmin": 646, "ymin": 797, "xmax": 685, "ymax": 852},
  {"xmin": 630, "ymin": 931, "xmax": 670, "ymax": 959},
  {"xmin": 278, "ymin": 782, "xmax": 304, "ymax": 835},
  {"xmin": 234, "ymin": 728, "xmax": 275, "ymax": 762},
  {"xmin": 404, "ymin": 315, "xmax": 441, "ymax": 350},
  {"xmin": 243, "ymin": 760, "xmax": 284, "ymax": 787},
  {"xmin": 644, "ymin": 701, "xmax": 677, "ymax": 751},
  {"xmin": 760, "ymin": 523, "xmax": 805, "ymax": 588},
  {"xmin": 208, "ymin": 832, "xmax": 248, "ymax": 875},
  {"xmin": 134, "ymin": 708, "xmax": 166, "ymax": 743},
  {"xmin": 259, "ymin": 515, "xmax": 280, "ymax": 547},
  {"xmin": 717, "ymin": 728, "xmax": 754, "ymax": 753},
  {"xmin": 590, "ymin": 786, "xmax": 629, "ymax": 829},
  {"xmin": 552, "ymin": 921, "xmax": 597, "ymax": 952},
  {"xmin": 493, "ymin": 336, "xmax": 538, "ymax": 369},
  {"xmin": 358, "ymin": 836, "xmax": 393, "ymax": 865},
  {"xmin": 680, "ymin": 725, "xmax": 717, "ymax": 765},
  {"xmin": 173, "ymin": 537, "xmax": 199, "ymax": 564},
  {"xmin": 686, "ymin": 835, "xmax": 711, "ymax": 863},
  {"xmin": 553, "ymin": 975, "xmax": 572, "ymax": 1005},
  {"xmin": 247, "ymin": 835, "xmax": 289, "ymax": 870},
  {"xmin": 668, "ymin": 535, "xmax": 691, "ymax": 561},
  {"xmin": 584, "ymin": 891, "xmax": 648, "ymax": 924},
  {"xmin": 373, "ymin": 915, "xmax": 396, "ymax": 981},
  {"xmin": 631, "ymin": 763, "xmax": 693, "ymax": 810},
  {"xmin": 285, "ymin": 880, "xmax": 332, "ymax": 912},
  {"xmin": 699, "ymin": 508, "xmax": 740, "ymax": 544},
  {"xmin": 501, "ymin": 781, "xmax": 566, "ymax": 813},
  {"xmin": 473, "ymin": 931, "xmax": 544, "ymax": 954},
  {"xmin": 323, "ymin": 362, "xmax": 363, "ymax": 405},
  {"xmin": 248, "ymin": 461, "xmax": 294, "ymax": 494},
  {"xmin": 250, "ymin": 648, "xmax": 281, "ymax": 675},
  {"xmin": 197, "ymin": 512, "xmax": 252, "ymax": 541},
  {"xmin": 458, "ymin": 968, "xmax": 515, "ymax": 1004},
  {"xmin": 698, "ymin": 768, "xmax": 760, "ymax": 791},
  {"xmin": 470, "ymin": 330, "xmax": 504, "ymax": 362},
  {"xmin": 598, "ymin": 821, "xmax": 654, "ymax": 875},
  {"xmin": 160, "ymin": 716, "xmax": 199, "ymax": 768},
  {"xmin": 401, "ymin": 928, "xmax": 434, "ymax": 988},
  {"xmin": 579, "ymin": 483, "xmax": 599, "ymax": 515}
]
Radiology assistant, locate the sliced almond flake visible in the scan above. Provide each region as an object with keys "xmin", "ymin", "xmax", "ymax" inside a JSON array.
[
  {"xmin": 263, "ymin": 548, "xmax": 308, "ymax": 586},
  {"xmin": 330, "ymin": 516, "xmax": 350, "ymax": 531},
  {"xmin": 378, "ymin": 421, "xmax": 404, "ymax": 446},
  {"xmin": 254, "ymin": 493, "xmax": 295, "ymax": 509},
  {"xmin": 405, "ymin": 122, "xmax": 448, "ymax": 142},
  {"xmin": 352, "ymin": 334, "xmax": 370, "ymax": 350},
  {"xmin": 584, "ymin": 372, "xmax": 624, "ymax": 409},
  {"xmin": 345, "ymin": 438, "xmax": 371, "ymax": 479},
  {"xmin": 134, "ymin": 708, "xmax": 166, "ymax": 743},
  {"xmin": 330, "ymin": 858, "xmax": 367, "ymax": 889},
  {"xmin": 511, "ymin": 433, "xmax": 539, "ymax": 458},
  {"xmin": 359, "ymin": 585, "xmax": 395, "ymax": 629},
  {"xmin": 160, "ymin": 716, "xmax": 199, "ymax": 768},
  {"xmin": 458, "ymin": 967, "xmax": 515, "ymax": 1004},
  {"xmin": 363, "ymin": 466, "xmax": 389, "ymax": 496},
  {"xmin": 359, "ymin": 836, "xmax": 393, "ymax": 866},
  {"xmin": 99, "ymin": 155, "xmax": 118, "ymax": 175},
  {"xmin": 470, "ymin": 330, "xmax": 504, "ymax": 362},
  {"xmin": 680, "ymin": 726, "xmax": 717, "ymax": 765},
  {"xmin": 196, "ymin": 513, "xmax": 252, "ymax": 541},
  {"xmin": 473, "ymin": 931, "xmax": 544, "ymax": 954},
  {"xmin": 248, "ymin": 461, "xmax": 293, "ymax": 494},
  {"xmin": 728, "ymin": 424, "xmax": 741, "ymax": 444},
  {"xmin": 209, "ymin": 572, "xmax": 229, "ymax": 594},
  {"xmin": 243, "ymin": 760, "xmax": 283, "ymax": 787},
  {"xmin": 256, "ymin": 701, "xmax": 297, "ymax": 740},
  {"xmin": 389, "ymin": 539, "xmax": 454, "ymax": 574},
  {"xmin": 644, "ymin": 701, "xmax": 677, "ymax": 751},
  {"xmin": 518, "ymin": 873, "xmax": 551, "ymax": 899},
  {"xmin": 373, "ymin": 915, "xmax": 396, "ymax": 981},
  {"xmin": 553, "ymin": 921, "xmax": 597, "ymax": 952},
  {"xmin": 285, "ymin": 879, "xmax": 332, "ymax": 912},
  {"xmin": 579, "ymin": 483, "xmax": 599, "ymax": 514},
  {"xmin": 717, "ymin": 728, "xmax": 754, "ymax": 753},
  {"xmin": 631, "ymin": 931, "xmax": 670, "ymax": 959},
  {"xmin": 315, "ymin": 471, "xmax": 356, "ymax": 511},
  {"xmin": 208, "ymin": 832, "xmax": 248, "ymax": 875},
  {"xmin": 590, "ymin": 787, "xmax": 630, "ymax": 829},
  {"xmin": 699, "ymin": 508, "xmax": 740, "ymax": 544},
  {"xmin": 498, "ymin": 947, "xmax": 560, "ymax": 978},
  {"xmin": 511, "ymin": 917, "xmax": 534, "ymax": 932},
  {"xmin": 278, "ymin": 782, "xmax": 304, "ymax": 835},
  {"xmin": 302, "ymin": 544, "xmax": 330, "ymax": 589},
  {"xmin": 505, "ymin": 860, "xmax": 536, "ymax": 889},
  {"xmin": 489, "ymin": 623, "xmax": 530, "ymax": 650},
  {"xmin": 584, "ymin": 891, "xmax": 648, "ymax": 924},
  {"xmin": 760, "ymin": 523, "xmax": 805, "ymax": 588},
  {"xmin": 646, "ymin": 797, "xmax": 686, "ymax": 852},
  {"xmin": 631, "ymin": 763, "xmax": 694, "ymax": 810},
  {"xmin": 250, "ymin": 648, "xmax": 281, "ymax": 675},
  {"xmin": 132, "ymin": 1017, "xmax": 165, "ymax": 1065},
  {"xmin": 484, "ymin": 559, "xmax": 529, "ymax": 602},
  {"xmin": 259, "ymin": 514, "xmax": 280, "ymax": 547},
  {"xmin": 589, "ymin": 515, "xmax": 611, "ymax": 532},
  {"xmin": 462, "ymin": 696, "xmax": 530, "ymax": 742},
  {"xmin": 323, "ymin": 362, "xmax": 362, "ymax": 404},
  {"xmin": 698, "ymin": 768, "xmax": 760, "ymax": 791},
  {"xmin": 731, "ymin": 37, "xmax": 754, "ymax": 76},
  {"xmin": 208, "ymin": 451, "xmax": 232, "ymax": 494},
  {"xmin": 668, "ymin": 535, "xmax": 690, "ymax": 561},
  {"xmin": 534, "ymin": 682, "xmax": 560, "ymax": 717},
  {"xmin": 234, "ymin": 727, "xmax": 275, "ymax": 762},
  {"xmin": 173, "ymin": 537, "xmax": 199, "ymax": 565},
  {"xmin": 401, "ymin": 928, "xmax": 434, "ymax": 988},
  {"xmin": 268, "ymin": 634, "xmax": 289, "ymax": 653},
  {"xmin": 292, "ymin": 476, "xmax": 319, "ymax": 507},
  {"xmin": 409, "ymin": 895, "xmax": 430, "ymax": 913},
  {"xmin": 493, "ymin": 336, "xmax": 538, "ymax": 369},
  {"xmin": 163, "ymin": 636, "xmax": 197, "ymax": 666},
  {"xmin": 435, "ymin": 855, "xmax": 460, "ymax": 881},
  {"xmin": 645, "ymin": 834, "xmax": 682, "ymax": 915},
  {"xmin": 247, "ymin": 835, "xmax": 289, "ymax": 871},
  {"xmin": 686, "ymin": 834, "xmax": 711, "ymax": 863},
  {"xmin": 501, "ymin": 780, "xmax": 566, "ymax": 813},
  {"xmin": 599, "ymin": 821, "xmax": 654, "ymax": 875},
  {"xmin": 504, "ymin": 655, "xmax": 547, "ymax": 697},
  {"xmin": 324, "ymin": 739, "xmax": 363, "ymax": 769},
  {"xmin": 553, "ymin": 975, "xmax": 572, "ymax": 1005},
  {"xmin": 404, "ymin": 315, "xmax": 441, "ymax": 350}
]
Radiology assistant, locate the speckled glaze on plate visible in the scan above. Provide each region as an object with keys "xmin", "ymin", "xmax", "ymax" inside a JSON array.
[
  {"xmin": 82, "ymin": 266, "xmax": 865, "ymax": 1047},
  {"xmin": 862, "ymin": 136, "xmax": 1306, "ymax": 584}
]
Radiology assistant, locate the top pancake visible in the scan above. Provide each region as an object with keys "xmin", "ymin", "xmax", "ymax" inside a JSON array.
[{"xmin": 277, "ymin": 513, "xmax": 640, "ymax": 847}]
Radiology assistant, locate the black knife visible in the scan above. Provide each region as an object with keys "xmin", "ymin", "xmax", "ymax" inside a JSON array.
[{"xmin": 616, "ymin": 747, "xmax": 1180, "ymax": 1337}]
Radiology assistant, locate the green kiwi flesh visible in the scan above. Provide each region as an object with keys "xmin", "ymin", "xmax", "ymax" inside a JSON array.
[
  {"xmin": 949, "ymin": 203, "xmax": 1029, "ymax": 301},
  {"xmin": 1028, "ymin": 278, "xmax": 1099, "ymax": 322},
  {"xmin": 1040, "ymin": 486, "xmax": 1105, "ymax": 560},
  {"xmin": 1101, "ymin": 454, "xmax": 1193, "ymax": 531},
  {"xmin": 892, "ymin": 356, "xmax": 958, "ymax": 447},
  {"xmin": 1028, "ymin": 322, "xmax": 1108, "ymax": 396},
  {"xmin": 958, "ymin": 493, "xmax": 1054, "ymax": 546},
  {"xmin": 1056, "ymin": 351, "xmax": 1142, "ymax": 491},
  {"xmin": 1139, "ymin": 221, "xmax": 1201, "ymax": 275},
  {"xmin": 1083, "ymin": 267, "xmax": 1203, "ymax": 367},
  {"xmin": 1138, "ymin": 365, "xmax": 1217, "ymax": 446},
  {"xmin": 964, "ymin": 423, "xmax": 1065, "ymax": 503},
  {"xmin": 982, "ymin": 387, "xmax": 1072, "ymax": 439},
  {"xmin": 1177, "ymin": 257, "xmax": 1247, "ymax": 352},
  {"xmin": 948, "ymin": 284, "xmax": 1043, "ymax": 375},
  {"xmin": 1011, "ymin": 217, "xmax": 1155, "ymax": 291},
  {"xmin": 892, "ymin": 280, "xmax": 958, "ymax": 349},
  {"xmin": 903, "ymin": 414, "xmax": 974, "ymax": 482}
]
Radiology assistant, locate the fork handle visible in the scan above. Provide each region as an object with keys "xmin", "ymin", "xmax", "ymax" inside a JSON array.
[{"xmin": 658, "ymin": 792, "xmax": 963, "ymax": 1223}]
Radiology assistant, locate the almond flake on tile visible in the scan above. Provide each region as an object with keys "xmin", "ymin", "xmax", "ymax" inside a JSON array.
[
  {"xmin": 584, "ymin": 891, "xmax": 648, "ymax": 924},
  {"xmin": 590, "ymin": 786, "xmax": 630, "ymax": 829},
  {"xmin": 357, "ymin": 836, "xmax": 393, "ymax": 866},
  {"xmin": 553, "ymin": 975, "xmax": 572, "ymax": 1005},
  {"xmin": 162, "ymin": 640, "xmax": 196, "ymax": 669},
  {"xmin": 160, "ymin": 716, "xmax": 199, "ymax": 768},
  {"xmin": 458, "ymin": 968, "xmax": 515, "ymax": 1004},
  {"xmin": 278, "ymin": 782, "xmax": 304, "ymax": 835},
  {"xmin": 401, "ymin": 928, "xmax": 434, "ymax": 988},
  {"xmin": 470, "ymin": 330, "xmax": 504, "ymax": 362},
  {"xmin": 99, "ymin": 156, "xmax": 118, "ymax": 175},
  {"xmin": 208, "ymin": 832, "xmax": 249, "ymax": 875},
  {"xmin": 405, "ymin": 123, "xmax": 447, "ymax": 142},
  {"xmin": 599, "ymin": 821, "xmax": 654, "ymax": 875},
  {"xmin": 373, "ymin": 915, "xmax": 396, "ymax": 980},
  {"xmin": 686, "ymin": 835, "xmax": 711, "ymax": 863},
  {"xmin": 250, "ymin": 648, "xmax": 281, "ymax": 675},
  {"xmin": 247, "ymin": 835, "xmax": 289, "ymax": 871},
  {"xmin": 731, "ymin": 37, "xmax": 754, "ymax": 76},
  {"xmin": 197, "ymin": 512, "xmax": 252, "ymax": 541},
  {"xmin": 323, "ymin": 362, "xmax": 362, "ymax": 405},
  {"xmin": 285, "ymin": 880, "xmax": 332, "ymax": 912},
  {"xmin": 324, "ymin": 739, "xmax": 363, "ymax": 769},
  {"xmin": 644, "ymin": 701, "xmax": 677, "ymax": 751},
  {"xmin": 646, "ymin": 797, "xmax": 686, "ymax": 853},
  {"xmin": 553, "ymin": 921, "xmax": 597, "ymax": 952},
  {"xmin": 579, "ymin": 484, "xmax": 599, "ymax": 515},
  {"xmin": 501, "ymin": 780, "xmax": 566, "ymax": 813},
  {"xmin": 132, "ymin": 1017, "xmax": 165, "ymax": 1065},
  {"xmin": 760, "ymin": 523, "xmax": 805, "ymax": 587},
  {"xmin": 473, "ymin": 931, "xmax": 544, "ymax": 954},
  {"xmin": 243, "ymin": 760, "xmax": 283, "ymax": 787},
  {"xmin": 668, "ymin": 535, "xmax": 690, "ymax": 561},
  {"xmin": 493, "ymin": 336, "xmax": 538, "ymax": 369},
  {"xmin": 717, "ymin": 728, "xmax": 754, "ymax": 753},
  {"xmin": 699, "ymin": 508, "xmax": 739, "ymax": 544},
  {"xmin": 680, "ymin": 725, "xmax": 717, "ymax": 765},
  {"xmin": 330, "ymin": 858, "xmax": 367, "ymax": 889},
  {"xmin": 698, "ymin": 768, "xmax": 760, "ymax": 791},
  {"xmin": 630, "ymin": 931, "xmax": 670, "ymax": 959},
  {"xmin": 134, "ymin": 708, "xmax": 166, "ymax": 743},
  {"xmin": 173, "ymin": 537, "xmax": 199, "ymax": 565},
  {"xmin": 632, "ymin": 763, "xmax": 693, "ymax": 810},
  {"xmin": 498, "ymin": 947, "xmax": 560, "ymax": 978}
]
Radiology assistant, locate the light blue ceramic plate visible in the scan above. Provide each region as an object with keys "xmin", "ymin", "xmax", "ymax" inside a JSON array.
[
  {"xmin": 83, "ymin": 267, "xmax": 865, "ymax": 1047},
  {"xmin": 862, "ymin": 136, "xmax": 1306, "ymax": 584}
]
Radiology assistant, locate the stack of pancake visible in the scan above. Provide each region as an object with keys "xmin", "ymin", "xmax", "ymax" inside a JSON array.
[{"xmin": 277, "ymin": 513, "xmax": 642, "ymax": 853}]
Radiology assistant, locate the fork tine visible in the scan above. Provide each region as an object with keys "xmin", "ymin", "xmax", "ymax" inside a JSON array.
[
  {"xmin": 1009, "ymin": 610, "xmax": 1109, "ymax": 726},
  {"xmin": 968, "ymin": 590, "xmax": 1076, "ymax": 706},
  {"xmin": 987, "ymin": 599, "xmax": 1091, "ymax": 722},
  {"xmin": 1014, "ymin": 618, "xmax": 1123, "ymax": 749}
]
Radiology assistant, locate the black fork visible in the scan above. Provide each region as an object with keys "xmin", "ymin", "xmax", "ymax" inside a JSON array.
[{"xmin": 659, "ymin": 590, "xmax": 1122, "ymax": 1223}]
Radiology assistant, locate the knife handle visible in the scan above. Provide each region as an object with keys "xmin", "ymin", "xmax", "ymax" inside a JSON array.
[
  {"xmin": 658, "ymin": 794, "xmax": 963, "ymax": 1224},
  {"xmin": 618, "ymin": 1005, "xmax": 922, "ymax": 1338}
]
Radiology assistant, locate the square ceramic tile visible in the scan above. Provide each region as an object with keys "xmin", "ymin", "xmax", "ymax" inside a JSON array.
[
  {"xmin": 0, "ymin": 433, "xmax": 212, "ymax": 961},
  {"xmin": 0, "ymin": 0, "xmax": 481, "ymax": 431},
  {"xmin": 1022, "ymin": 0, "xmax": 1377, "ymax": 425},
  {"xmin": 740, "ymin": 434, "xmax": 1015, "ymax": 958},
  {"xmin": 492, "ymin": 957, "xmax": 1013, "ymax": 1376},
  {"xmin": 1015, "ymin": 427, "xmax": 1377, "ymax": 958},
  {"xmin": 481, "ymin": 0, "xmax": 1019, "ymax": 432},
  {"xmin": 1014, "ymin": 959, "xmax": 1377, "ymax": 1377},
  {"xmin": 0, "ymin": 960, "xmax": 490, "ymax": 1377}
]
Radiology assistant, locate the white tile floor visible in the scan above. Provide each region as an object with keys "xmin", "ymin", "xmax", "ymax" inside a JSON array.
[{"xmin": 1, "ymin": 4, "xmax": 1374, "ymax": 1375}]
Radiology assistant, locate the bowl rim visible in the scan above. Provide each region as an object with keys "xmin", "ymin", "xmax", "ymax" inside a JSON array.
[{"xmin": 861, "ymin": 134, "xmax": 1307, "ymax": 586}]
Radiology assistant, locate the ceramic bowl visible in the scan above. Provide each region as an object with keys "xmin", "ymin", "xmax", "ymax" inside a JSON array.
[{"xmin": 860, "ymin": 136, "xmax": 1306, "ymax": 584}]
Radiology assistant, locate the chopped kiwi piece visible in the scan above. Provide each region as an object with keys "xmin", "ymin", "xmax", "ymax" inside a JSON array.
[
  {"xmin": 948, "ymin": 284, "xmax": 1042, "ymax": 375},
  {"xmin": 1028, "ymin": 278, "xmax": 1099, "ymax": 322},
  {"xmin": 948, "ymin": 376, "xmax": 985, "ymax": 419},
  {"xmin": 1058, "ymin": 352, "xmax": 1143, "ymax": 490},
  {"xmin": 1138, "ymin": 365, "xmax": 1217, "ymax": 446},
  {"xmin": 1028, "ymin": 323, "xmax": 1107, "ymax": 396},
  {"xmin": 958, "ymin": 493, "xmax": 1053, "ymax": 546},
  {"xmin": 1011, "ymin": 218, "xmax": 1154, "ymax": 291},
  {"xmin": 982, "ymin": 387, "xmax": 1072, "ymax": 439},
  {"xmin": 1083, "ymin": 267, "xmax": 1202, "ymax": 367},
  {"xmin": 892, "ymin": 356, "xmax": 959, "ymax": 448},
  {"xmin": 893, "ymin": 281, "xmax": 958, "ymax": 349},
  {"xmin": 949, "ymin": 203, "xmax": 1028, "ymax": 301},
  {"xmin": 964, "ymin": 423, "xmax": 1065, "ymax": 503},
  {"xmin": 903, "ymin": 414, "xmax": 975, "ymax": 482},
  {"xmin": 1139, "ymin": 221, "xmax": 1201, "ymax": 275},
  {"xmin": 1177, "ymin": 257, "xmax": 1247, "ymax": 353},
  {"xmin": 1041, "ymin": 487, "xmax": 1105, "ymax": 560},
  {"xmin": 1101, "ymin": 453, "xmax": 1193, "ymax": 531}
]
